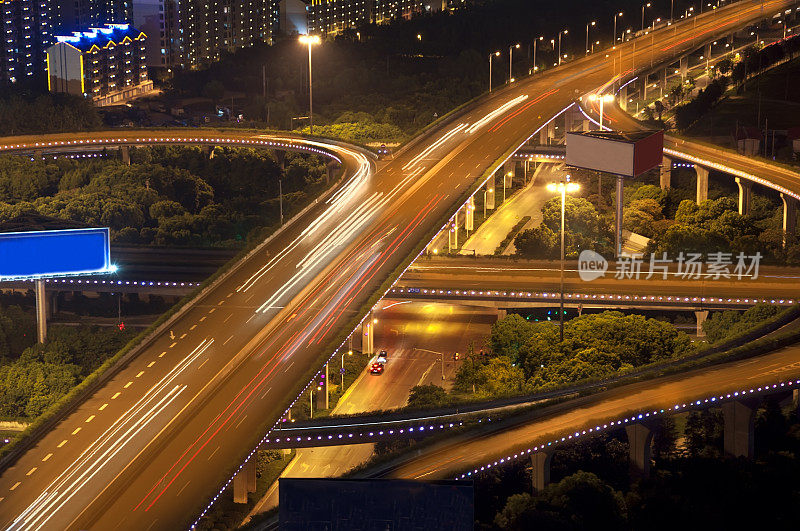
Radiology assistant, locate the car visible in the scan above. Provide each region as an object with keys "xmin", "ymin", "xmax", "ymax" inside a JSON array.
[
  {"xmin": 369, "ymin": 362, "xmax": 384, "ymax": 375},
  {"xmin": 376, "ymin": 349, "xmax": 388, "ymax": 363}
]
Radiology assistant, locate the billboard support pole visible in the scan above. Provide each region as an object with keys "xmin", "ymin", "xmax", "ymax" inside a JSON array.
[
  {"xmin": 35, "ymin": 279, "xmax": 47, "ymax": 343},
  {"xmin": 615, "ymin": 175, "xmax": 624, "ymax": 257}
]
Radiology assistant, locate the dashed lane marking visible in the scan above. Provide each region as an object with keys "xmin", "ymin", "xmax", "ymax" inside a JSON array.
[
  {"xmin": 71, "ymin": 428, "xmax": 81, "ymax": 435},
  {"xmin": 112, "ymin": 392, "xmax": 121, "ymax": 399},
  {"xmin": 190, "ymin": 325, "xmax": 197, "ymax": 330},
  {"xmin": 9, "ymin": 482, "xmax": 20, "ymax": 491},
  {"xmin": 147, "ymin": 361, "xmax": 155, "ymax": 368},
  {"xmin": 208, "ymin": 308, "xmax": 216, "ymax": 314},
  {"xmin": 223, "ymin": 335, "xmax": 234, "ymax": 346},
  {"xmin": 136, "ymin": 371, "xmax": 145, "ymax": 378},
  {"xmin": 200, "ymin": 317, "xmax": 207, "ymax": 322},
  {"xmin": 124, "ymin": 381, "xmax": 133, "ymax": 389},
  {"xmin": 26, "ymin": 468, "xmax": 36, "ymax": 476},
  {"xmin": 169, "ymin": 342, "xmax": 177, "ymax": 348},
  {"xmin": 85, "ymin": 415, "xmax": 95, "ymax": 423},
  {"xmin": 99, "ymin": 403, "xmax": 108, "ymax": 411},
  {"xmin": 57, "ymin": 440, "xmax": 67, "ymax": 448},
  {"xmin": 42, "ymin": 453, "xmax": 52, "ymax": 462},
  {"xmin": 159, "ymin": 351, "xmax": 167, "ymax": 358}
]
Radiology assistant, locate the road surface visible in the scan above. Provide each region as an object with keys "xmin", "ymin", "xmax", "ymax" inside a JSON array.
[{"xmin": 1, "ymin": 2, "xmax": 795, "ymax": 529}]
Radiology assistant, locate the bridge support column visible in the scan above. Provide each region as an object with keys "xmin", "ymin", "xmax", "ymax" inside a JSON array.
[
  {"xmin": 695, "ymin": 310, "xmax": 709, "ymax": 338},
  {"xmin": 119, "ymin": 145, "xmax": 130, "ymax": 165},
  {"xmin": 704, "ymin": 44, "xmax": 712, "ymax": 70},
  {"xmin": 615, "ymin": 175, "xmax": 624, "ymax": 257},
  {"xmin": 486, "ymin": 175, "xmax": 496, "ymax": 211},
  {"xmin": 722, "ymin": 398, "xmax": 759, "ymax": 458},
  {"xmin": 782, "ymin": 193, "xmax": 797, "ymax": 246},
  {"xmin": 465, "ymin": 197, "xmax": 475, "ymax": 233},
  {"xmin": 736, "ymin": 177, "xmax": 752, "ymax": 215},
  {"xmin": 35, "ymin": 279, "xmax": 46, "ymax": 344},
  {"xmin": 695, "ymin": 165, "xmax": 709, "ymax": 204},
  {"xmin": 497, "ymin": 308, "xmax": 507, "ymax": 320},
  {"xmin": 233, "ymin": 458, "xmax": 257, "ymax": 503},
  {"xmin": 274, "ymin": 149, "xmax": 286, "ymax": 170},
  {"xmin": 539, "ymin": 125, "xmax": 548, "ymax": 144},
  {"xmin": 448, "ymin": 213, "xmax": 458, "ymax": 251},
  {"xmin": 680, "ymin": 56, "xmax": 688, "ymax": 80},
  {"xmin": 619, "ymin": 85, "xmax": 628, "ymax": 112},
  {"xmin": 625, "ymin": 422, "xmax": 654, "ymax": 479},
  {"xmin": 642, "ymin": 75, "xmax": 648, "ymax": 101},
  {"xmin": 660, "ymin": 156, "xmax": 672, "ymax": 190},
  {"xmin": 326, "ymin": 161, "xmax": 339, "ymax": 184},
  {"xmin": 363, "ymin": 313, "xmax": 374, "ymax": 356},
  {"xmin": 531, "ymin": 450, "xmax": 553, "ymax": 492}
]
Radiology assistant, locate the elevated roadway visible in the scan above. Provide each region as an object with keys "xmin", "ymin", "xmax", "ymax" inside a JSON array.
[{"xmin": 1, "ymin": 1, "xmax": 797, "ymax": 529}]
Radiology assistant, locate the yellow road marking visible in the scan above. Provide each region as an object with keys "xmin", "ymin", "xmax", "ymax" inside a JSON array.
[
  {"xmin": 179, "ymin": 333, "xmax": 187, "ymax": 339},
  {"xmin": 111, "ymin": 392, "xmax": 121, "ymax": 399},
  {"xmin": 147, "ymin": 361, "xmax": 155, "ymax": 368},
  {"xmin": 85, "ymin": 415, "xmax": 94, "ymax": 423},
  {"xmin": 169, "ymin": 342, "xmax": 177, "ymax": 348},
  {"xmin": 99, "ymin": 403, "xmax": 108, "ymax": 410},
  {"xmin": 190, "ymin": 325, "xmax": 197, "ymax": 330},
  {"xmin": 42, "ymin": 453, "xmax": 52, "ymax": 462},
  {"xmin": 9, "ymin": 482, "xmax": 20, "ymax": 491},
  {"xmin": 72, "ymin": 428, "xmax": 81, "ymax": 435},
  {"xmin": 200, "ymin": 317, "xmax": 207, "ymax": 322},
  {"xmin": 159, "ymin": 351, "xmax": 167, "ymax": 358},
  {"xmin": 208, "ymin": 308, "xmax": 216, "ymax": 314},
  {"xmin": 26, "ymin": 468, "xmax": 36, "ymax": 476},
  {"xmin": 124, "ymin": 381, "xmax": 133, "ymax": 388},
  {"xmin": 57, "ymin": 440, "xmax": 67, "ymax": 448}
]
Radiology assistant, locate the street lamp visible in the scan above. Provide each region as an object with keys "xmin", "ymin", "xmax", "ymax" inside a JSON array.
[
  {"xmin": 558, "ymin": 29, "xmax": 568, "ymax": 65},
  {"xmin": 641, "ymin": 2, "xmax": 651, "ymax": 31},
  {"xmin": 546, "ymin": 178, "xmax": 580, "ymax": 342},
  {"xmin": 488, "ymin": 51, "xmax": 500, "ymax": 92},
  {"xmin": 588, "ymin": 92, "xmax": 614, "ymax": 130},
  {"xmin": 483, "ymin": 187, "xmax": 494, "ymax": 217},
  {"xmin": 613, "ymin": 12, "xmax": 623, "ymax": 43},
  {"xmin": 531, "ymin": 36, "xmax": 543, "ymax": 74},
  {"xmin": 298, "ymin": 34, "xmax": 321, "ymax": 135},
  {"xmin": 586, "ymin": 21, "xmax": 595, "ymax": 54},
  {"xmin": 509, "ymin": 43, "xmax": 520, "ymax": 83}
]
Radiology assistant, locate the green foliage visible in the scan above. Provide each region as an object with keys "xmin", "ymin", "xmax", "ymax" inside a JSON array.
[
  {"xmin": 514, "ymin": 197, "xmax": 612, "ymax": 259},
  {"xmin": 0, "ymin": 317, "xmax": 133, "ymax": 420},
  {"xmin": 702, "ymin": 303, "xmax": 782, "ymax": 344},
  {"xmin": 406, "ymin": 384, "xmax": 449, "ymax": 409},
  {"xmin": 455, "ymin": 311, "xmax": 694, "ymax": 400},
  {"xmin": 0, "ymin": 147, "xmax": 328, "ymax": 248},
  {"xmin": 494, "ymin": 471, "xmax": 627, "ymax": 530},
  {"xmin": 0, "ymin": 92, "xmax": 101, "ymax": 136}
]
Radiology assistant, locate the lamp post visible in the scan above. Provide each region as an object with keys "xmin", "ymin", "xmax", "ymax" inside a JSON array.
[
  {"xmin": 586, "ymin": 21, "xmax": 595, "ymax": 54},
  {"xmin": 613, "ymin": 12, "xmax": 623, "ymax": 43},
  {"xmin": 546, "ymin": 178, "xmax": 580, "ymax": 342},
  {"xmin": 670, "ymin": 0, "xmax": 674, "ymax": 23},
  {"xmin": 588, "ymin": 93, "xmax": 614, "ymax": 130},
  {"xmin": 298, "ymin": 34, "xmax": 320, "ymax": 135},
  {"xmin": 531, "ymin": 36, "xmax": 543, "ymax": 74},
  {"xmin": 509, "ymin": 43, "xmax": 520, "ymax": 82},
  {"xmin": 488, "ymin": 51, "xmax": 500, "ymax": 92},
  {"xmin": 558, "ymin": 29, "xmax": 568, "ymax": 65},
  {"xmin": 641, "ymin": 2, "xmax": 651, "ymax": 31}
]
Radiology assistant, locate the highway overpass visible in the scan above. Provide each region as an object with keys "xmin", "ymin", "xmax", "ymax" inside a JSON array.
[{"xmin": 1, "ymin": 1, "xmax": 798, "ymax": 529}]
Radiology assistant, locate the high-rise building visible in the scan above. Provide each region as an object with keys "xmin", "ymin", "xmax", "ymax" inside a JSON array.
[
  {"xmin": 132, "ymin": 0, "xmax": 272, "ymax": 70},
  {"xmin": 46, "ymin": 23, "xmax": 152, "ymax": 105},
  {"xmin": 0, "ymin": 0, "xmax": 52, "ymax": 84},
  {"xmin": 307, "ymin": 0, "xmax": 425, "ymax": 35},
  {"xmin": 55, "ymin": 0, "xmax": 133, "ymax": 33}
]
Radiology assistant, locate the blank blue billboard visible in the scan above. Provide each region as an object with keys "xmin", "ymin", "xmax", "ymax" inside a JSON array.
[{"xmin": 0, "ymin": 228, "xmax": 112, "ymax": 280}]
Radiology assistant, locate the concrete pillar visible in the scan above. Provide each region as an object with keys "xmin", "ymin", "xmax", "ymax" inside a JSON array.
[
  {"xmin": 695, "ymin": 310, "xmax": 709, "ymax": 337},
  {"xmin": 119, "ymin": 145, "xmax": 130, "ymax": 165},
  {"xmin": 619, "ymin": 85, "xmax": 628, "ymax": 112},
  {"xmin": 486, "ymin": 175, "xmax": 496, "ymax": 211},
  {"xmin": 736, "ymin": 177, "xmax": 752, "ymax": 216},
  {"xmin": 503, "ymin": 161, "xmax": 514, "ymax": 189},
  {"xmin": 326, "ymin": 161, "xmax": 339, "ymax": 184},
  {"xmin": 49, "ymin": 291, "xmax": 58, "ymax": 317},
  {"xmin": 547, "ymin": 120, "xmax": 556, "ymax": 144},
  {"xmin": 615, "ymin": 175, "xmax": 624, "ymax": 257},
  {"xmin": 363, "ymin": 314, "xmax": 374, "ymax": 356},
  {"xmin": 35, "ymin": 279, "xmax": 46, "ymax": 344},
  {"xmin": 233, "ymin": 459, "xmax": 256, "ymax": 503},
  {"xmin": 642, "ymin": 75, "xmax": 648, "ymax": 100},
  {"xmin": 497, "ymin": 308, "xmax": 508, "ymax": 320},
  {"xmin": 531, "ymin": 450, "xmax": 553, "ymax": 492},
  {"xmin": 680, "ymin": 56, "xmax": 689, "ymax": 80},
  {"xmin": 695, "ymin": 165, "xmax": 709, "ymax": 204},
  {"xmin": 539, "ymin": 125, "xmax": 548, "ymax": 144},
  {"xmin": 721, "ymin": 399, "xmax": 758, "ymax": 458},
  {"xmin": 704, "ymin": 43, "xmax": 712, "ymax": 66},
  {"xmin": 465, "ymin": 197, "xmax": 475, "ymax": 232},
  {"xmin": 782, "ymin": 193, "xmax": 797, "ymax": 246},
  {"xmin": 625, "ymin": 423, "xmax": 654, "ymax": 478},
  {"xmin": 660, "ymin": 156, "xmax": 672, "ymax": 190},
  {"xmin": 275, "ymin": 149, "xmax": 286, "ymax": 170}
]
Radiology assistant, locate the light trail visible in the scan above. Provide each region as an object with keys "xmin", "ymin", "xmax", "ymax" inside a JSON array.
[
  {"xmin": 402, "ymin": 123, "xmax": 468, "ymax": 172},
  {"xmin": 465, "ymin": 95, "xmax": 529, "ymax": 135}
]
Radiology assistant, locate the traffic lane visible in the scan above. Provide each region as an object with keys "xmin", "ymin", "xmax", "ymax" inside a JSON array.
[
  {"xmin": 3, "ymin": 2, "xmax": 788, "ymax": 528},
  {"xmin": 75, "ymin": 168, "xmax": 457, "ymax": 528},
  {"xmin": 79, "ymin": 9, "xmax": 792, "ymax": 528},
  {"xmin": 385, "ymin": 341, "xmax": 800, "ymax": 481},
  {"xmin": 0, "ymin": 145, "xmax": 375, "ymax": 527}
]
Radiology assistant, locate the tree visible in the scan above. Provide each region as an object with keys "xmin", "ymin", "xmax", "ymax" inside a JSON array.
[
  {"xmin": 203, "ymin": 80, "xmax": 226, "ymax": 106},
  {"xmin": 406, "ymin": 384, "xmax": 448, "ymax": 409}
]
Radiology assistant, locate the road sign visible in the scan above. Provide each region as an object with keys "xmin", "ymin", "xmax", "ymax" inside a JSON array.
[{"xmin": 0, "ymin": 227, "xmax": 113, "ymax": 280}]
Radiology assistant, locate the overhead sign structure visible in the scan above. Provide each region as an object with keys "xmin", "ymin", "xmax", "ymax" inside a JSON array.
[
  {"xmin": 565, "ymin": 130, "xmax": 664, "ymax": 177},
  {"xmin": 0, "ymin": 227, "xmax": 113, "ymax": 344},
  {"xmin": 0, "ymin": 227, "xmax": 113, "ymax": 280}
]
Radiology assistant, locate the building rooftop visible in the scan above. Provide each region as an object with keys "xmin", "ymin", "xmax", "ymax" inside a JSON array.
[
  {"xmin": 567, "ymin": 130, "xmax": 663, "ymax": 144},
  {"xmin": 54, "ymin": 23, "xmax": 145, "ymax": 52}
]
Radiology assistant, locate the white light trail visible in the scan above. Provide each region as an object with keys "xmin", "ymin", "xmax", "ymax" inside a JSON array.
[{"xmin": 465, "ymin": 95, "xmax": 529, "ymax": 134}]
